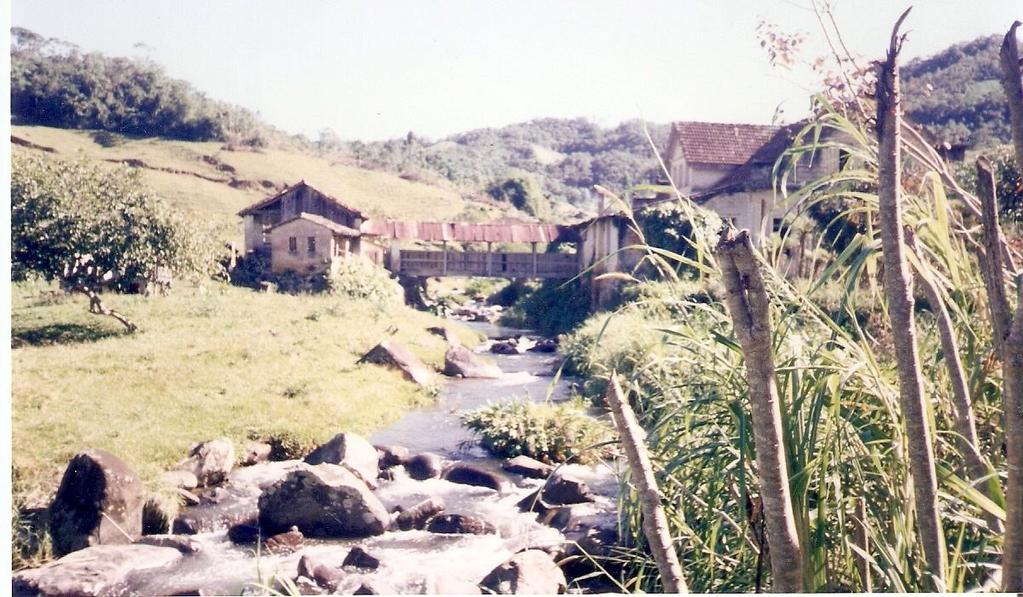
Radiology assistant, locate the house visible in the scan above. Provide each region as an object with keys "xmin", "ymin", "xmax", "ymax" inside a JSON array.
[
  {"xmin": 238, "ymin": 181, "xmax": 385, "ymax": 274},
  {"xmin": 655, "ymin": 121, "xmax": 842, "ymax": 244}
]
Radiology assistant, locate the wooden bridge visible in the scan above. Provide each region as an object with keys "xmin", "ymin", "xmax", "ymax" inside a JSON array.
[{"xmin": 362, "ymin": 219, "xmax": 583, "ymax": 279}]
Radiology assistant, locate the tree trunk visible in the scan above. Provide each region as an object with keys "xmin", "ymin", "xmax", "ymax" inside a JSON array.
[
  {"xmin": 604, "ymin": 373, "xmax": 688, "ymax": 594},
  {"xmin": 84, "ymin": 288, "xmax": 138, "ymax": 332},
  {"xmin": 716, "ymin": 229, "xmax": 804, "ymax": 592},
  {"xmin": 906, "ymin": 230, "xmax": 1003, "ymax": 533},
  {"xmin": 1000, "ymin": 21, "xmax": 1023, "ymax": 171},
  {"xmin": 875, "ymin": 9, "xmax": 946, "ymax": 586}
]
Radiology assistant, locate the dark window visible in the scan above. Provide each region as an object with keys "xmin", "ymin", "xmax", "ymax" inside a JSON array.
[
  {"xmin": 307, "ymin": 236, "xmax": 316, "ymax": 255},
  {"xmin": 773, "ymin": 217, "xmax": 784, "ymax": 232},
  {"xmin": 288, "ymin": 237, "xmax": 297, "ymax": 253},
  {"xmin": 839, "ymin": 149, "xmax": 851, "ymax": 170}
]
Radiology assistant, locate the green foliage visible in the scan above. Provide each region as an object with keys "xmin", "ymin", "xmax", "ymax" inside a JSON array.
[
  {"xmin": 11, "ymin": 27, "xmax": 274, "ymax": 145},
  {"xmin": 956, "ymin": 144, "xmax": 1023, "ymax": 222},
  {"xmin": 499, "ymin": 279, "xmax": 591, "ymax": 335},
  {"xmin": 486, "ymin": 174, "xmax": 550, "ymax": 219},
  {"xmin": 324, "ymin": 257, "xmax": 403, "ymax": 306},
  {"xmin": 902, "ymin": 34, "xmax": 1012, "ymax": 148},
  {"xmin": 11, "ymin": 154, "xmax": 218, "ymax": 293},
  {"xmin": 634, "ymin": 203, "xmax": 723, "ymax": 276},
  {"xmin": 460, "ymin": 399, "xmax": 615, "ymax": 465}
]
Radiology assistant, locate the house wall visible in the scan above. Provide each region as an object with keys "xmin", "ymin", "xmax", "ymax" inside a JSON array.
[
  {"xmin": 702, "ymin": 189, "xmax": 777, "ymax": 245},
  {"xmin": 243, "ymin": 215, "xmax": 264, "ymax": 253},
  {"xmin": 269, "ymin": 218, "xmax": 335, "ymax": 275},
  {"xmin": 244, "ymin": 184, "xmax": 364, "ymax": 253}
]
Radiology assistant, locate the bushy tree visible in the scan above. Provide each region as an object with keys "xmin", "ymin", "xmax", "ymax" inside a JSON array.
[
  {"xmin": 11, "ymin": 155, "xmax": 217, "ymax": 330},
  {"xmin": 486, "ymin": 174, "xmax": 550, "ymax": 219}
]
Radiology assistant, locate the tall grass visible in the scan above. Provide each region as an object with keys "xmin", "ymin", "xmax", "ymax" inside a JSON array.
[{"xmin": 564, "ymin": 95, "xmax": 1013, "ymax": 591}]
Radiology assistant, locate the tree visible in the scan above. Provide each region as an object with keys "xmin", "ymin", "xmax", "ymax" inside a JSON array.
[
  {"xmin": 485, "ymin": 174, "xmax": 550, "ymax": 219},
  {"xmin": 11, "ymin": 155, "xmax": 216, "ymax": 331}
]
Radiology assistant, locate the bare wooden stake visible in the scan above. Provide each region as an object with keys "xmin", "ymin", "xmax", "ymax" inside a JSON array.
[
  {"xmin": 716, "ymin": 229, "xmax": 805, "ymax": 592},
  {"xmin": 604, "ymin": 373, "xmax": 688, "ymax": 594},
  {"xmin": 875, "ymin": 8, "xmax": 947, "ymax": 587},
  {"xmin": 1000, "ymin": 21, "xmax": 1023, "ymax": 171}
]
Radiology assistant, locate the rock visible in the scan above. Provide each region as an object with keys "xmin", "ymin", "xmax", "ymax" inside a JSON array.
[
  {"xmin": 541, "ymin": 473, "xmax": 595, "ymax": 505},
  {"xmin": 258, "ymin": 465, "xmax": 390, "ymax": 538},
  {"xmin": 430, "ymin": 577, "xmax": 483, "ymax": 594},
  {"xmin": 172, "ymin": 486, "xmax": 259, "ymax": 534},
  {"xmin": 426, "ymin": 326, "xmax": 457, "ymax": 344},
  {"xmin": 426, "ymin": 514, "xmax": 496, "ymax": 535},
  {"xmin": 378, "ymin": 469, "xmax": 397, "ymax": 482},
  {"xmin": 160, "ymin": 470, "xmax": 199, "ymax": 490},
  {"xmin": 443, "ymin": 463, "xmax": 505, "ymax": 491},
  {"xmin": 178, "ymin": 438, "xmax": 236, "ymax": 487},
  {"xmin": 264, "ymin": 526, "xmax": 304, "ymax": 554},
  {"xmin": 304, "ymin": 433, "xmax": 380, "ymax": 483},
  {"xmin": 353, "ymin": 579, "xmax": 394, "ymax": 595},
  {"xmin": 479, "ymin": 549, "xmax": 567, "ymax": 594},
  {"xmin": 343, "ymin": 546, "xmax": 380, "ymax": 570},
  {"xmin": 49, "ymin": 449, "xmax": 145, "ymax": 556},
  {"xmin": 358, "ymin": 341, "xmax": 434, "ymax": 387},
  {"xmin": 240, "ymin": 442, "xmax": 272, "ymax": 466},
  {"xmin": 142, "ymin": 495, "xmax": 177, "ymax": 535},
  {"xmin": 406, "ymin": 453, "xmax": 444, "ymax": 480},
  {"xmin": 375, "ymin": 444, "xmax": 410, "ymax": 469},
  {"xmin": 13, "ymin": 544, "xmax": 182, "ymax": 597},
  {"xmin": 227, "ymin": 521, "xmax": 261, "ymax": 544},
  {"xmin": 516, "ymin": 490, "xmax": 550, "ymax": 516},
  {"xmin": 297, "ymin": 554, "xmax": 346, "ymax": 592},
  {"xmin": 502, "ymin": 456, "xmax": 553, "ymax": 479},
  {"xmin": 528, "ymin": 338, "xmax": 558, "ymax": 353},
  {"xmin": 394, "ymin": 498, "xmax": 445, "ymax": 531},
  {"xmin": 293, "ymin": 575, "xmax": 327, "ymax": 595},
  {"xmin": 134, "ymin": 534, "xmax": 203, "ymax": 554},
  {"xmin": 444, "ymin": 344, "xmax": 502, "ymax": 379},
  {"xmin": 489, "ymin": 341, "xmax": 520, "ymax": 355}
]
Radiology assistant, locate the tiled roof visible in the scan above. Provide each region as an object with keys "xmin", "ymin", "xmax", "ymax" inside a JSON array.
[
  {"xmin": 672, "ymin": 121, "xmax": 783, "ymax": 166},
  {"xmin": 360, "ymin": 220, "xmax": 579, "ymax": 244},
  {"xmin": 272, "ymin": 212, "xmax": 362, "ymax": 237}
]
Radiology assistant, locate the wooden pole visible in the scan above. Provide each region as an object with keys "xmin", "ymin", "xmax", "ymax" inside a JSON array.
[
  {"xmin": 442, "ymin": 241, "xmax": 448, "ymax": 276},
  {"xmin": 531, "ymin": 242, "xmax": 538, "ymax": 277},
  {"xmin": 604, "ymin": 373, "xmax": 688, "ymax": 593},
  {"xmin": 486, "ymin": 242, "xmax": 493, "ymax": 277},
  {"xmin": 855, "ymin": 497, "xmax": 871, "ymax": 592}
]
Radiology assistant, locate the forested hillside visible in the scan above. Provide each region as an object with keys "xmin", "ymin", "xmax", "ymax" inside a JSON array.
[{"xmin": 902, "ymin": 33, "xmax": 1011, "ymax": 148}]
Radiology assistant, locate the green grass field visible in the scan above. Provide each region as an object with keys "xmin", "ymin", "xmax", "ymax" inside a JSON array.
[
  {"xmin": 11, "ymin": 281, "xmax": 479, "ymax": 506},
  {"xmin": 11, "ymin": 126, "xmax": 512, "ymax": 235}
]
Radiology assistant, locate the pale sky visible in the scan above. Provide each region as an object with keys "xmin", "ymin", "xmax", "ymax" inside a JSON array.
[{"xmin": 10, "ymin": 0, "xmax": 1021, "ymax": 141}]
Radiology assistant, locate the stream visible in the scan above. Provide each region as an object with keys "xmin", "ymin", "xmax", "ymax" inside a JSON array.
[{"xmin": 126, "ymin": 322, "xmax": 621, "ymax": 595}]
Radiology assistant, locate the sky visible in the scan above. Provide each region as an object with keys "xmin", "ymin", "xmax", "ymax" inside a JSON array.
[{"xmin": 10, "ymin": 0, "xmax": 1022, "ymax": 141}]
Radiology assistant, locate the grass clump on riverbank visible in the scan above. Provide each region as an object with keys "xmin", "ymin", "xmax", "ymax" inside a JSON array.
[
  {"xmin": 461, "ymin": 399, "xmax": 615, "ymax": 465},
  {"xmin": 12, "ymin": 281, "xmax": 479, "ymax": 507}
]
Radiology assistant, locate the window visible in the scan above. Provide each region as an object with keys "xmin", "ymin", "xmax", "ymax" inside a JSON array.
[
  {"xmin": 307, "ymin": 236, "xmax": 316, "ymax": 256},
  {"xmin": 288, "ymin": 236, "xmax": 297, "ymax": 253},
  {"xmin": 773, "ymin": 217, "xmax": 784, "ymax": 233}
]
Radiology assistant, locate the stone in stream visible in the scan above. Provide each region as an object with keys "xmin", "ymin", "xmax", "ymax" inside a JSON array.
[
  {"xmin": 406, "ymin": 452, "xmax": 445, "ymax": 480},
  {"xmin": 426, "ymin": 514, "xmax": 496, "ymax": 535},
  {"xmin": 393, "ymin": 498, "xmax": 445, "ymax": 531},
  {"xmin": 264, "ymin": 526, "xmax": 304, "ymax": 554},
  {"xmin": 13, "ymin": 544, "xmax": 182, "ymax": 597},
  {"xmin": 304, "ymin": 432, "xmax": 380, "ymax": 483},
  {"xmin": 540, "ymin": 472, "xmax": 595, "ymax": 505},
  {"xmin": 443, "ymin": 344, "xmax": 503, "ymax": 379},
  {"xmin": 159, "ymin": 470, "xmax": 199, "ymax": 490},
  {"xmin": 528, "ymin": 338, "xmax": 558, "ymax": 353},
  {"xmin": 48, "ymin": 449, "xmax": 146, "ymax": 556},
  {"xmin": 358, "ymin": 341, "xmax": 435, "ymax": 387},
  {"xmin": 227, "ymin": 521, "xmax": 261, "ymax": 544},
  {"xmin": 374, "ymin": 444, "xmax": 410, "ymax": 469},
  {"xmin": 172, "ymin": 485, "xmax": 259, "ymax": 535},
  {"xmin": 343, "ymin": 546, "xmax": 381, "ymax": 570},
  {"xmin": 442, "ymin": 463, "xmax": 505, "ymax": 491},
  {"xmin": 297, "ymin": 554, "xmax": 347, "ymax": 592},
  {"xmin": 479, "ymin": 549, "xmax": 567, "ymax": 595},
  {"xmin": 177, "ymin": 438, "xmax": 236, "ymax": 487},
  {"xmin": 502, "ymin": 455, "xmax": 553, "ymax": 479},
  {"xmin": 133, "ymin": 534, "xmax": 203, "ymax": 554},
  {"xmin": 240, "ymin": 441, "xmax": 272, "ymax": 466},
  {"xmin": 258, "ymin": 465, "xmax": 390, "ymax": 538}
]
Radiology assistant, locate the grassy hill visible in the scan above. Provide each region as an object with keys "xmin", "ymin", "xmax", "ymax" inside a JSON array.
[{"xmin": 11, "ymin": 125, "xmax": 516, "ymax": 240}]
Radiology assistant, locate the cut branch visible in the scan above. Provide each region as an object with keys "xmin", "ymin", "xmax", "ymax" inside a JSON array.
[
  {"xmin": 604, "ymin": 373, "xmax": 688, "ymax": 594},
  {"xmin": 83, "ymin": 287, "xmax": 138, "ymax": 332},
  {"xmin": 716, "ymin": 228, "xmax": 804, "ymax": 592},
  {"xmin": 1001, "ymin": 21, "xmax": 1023, "ymax": 171},
  {"xmin": 875, "ymin": 8, "xmax": 947, "ymax": 586}
]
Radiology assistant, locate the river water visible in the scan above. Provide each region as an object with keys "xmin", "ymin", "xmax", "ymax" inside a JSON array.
[{"xmin": 129, "ymin": 323, "xmax": 620, "ymax": 595}]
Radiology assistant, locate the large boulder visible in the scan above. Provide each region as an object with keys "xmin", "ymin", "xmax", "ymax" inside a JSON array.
[
  {"xmin": 394, "ymin": 498, "xmax": 445, "ymax": 531},
  {"xmin": 426, "ymin": 514, "xmax": 496, "ymax": 535},
  {"xmin": 172, "ymin": 485, "xmax": 259, "ymax": 534},
  {"xmin": 443, "ymin": 463, "xmax": 505, "ymax": 491},
  {"xmin": 406, "ymin": 453, "xmax": 445, "ymax": 480},
  {"xmin": 258, "ymin": 465, "xmax": 389, "ymax": 538},
  {"xmin": 358, "ymin": 341, "xmax": 434, "ymax": 387},
  {"xmin": 375, "ymin": 444, "xmax": 410, "ymax": 469},
  {"xmin": 178, "ymin": 438, "xmax": 235, "ymax": 487},
  {"xmin": 541, "ymin": 472, "xmax": 595, "ymax": 505},
  {"xmin": 49, "ymin": 450, "xmax": 146, "ymax": 556},
  {"xmin": 13, "ymin": 544, "xmax": 182, "ymax": 597},
  {"xmin": 240, "ymin": 442, "xmax": 272, "ymax": 466},
  {"xmin": 443, "ymin": 344, "xmax": 502, "ymax": 379},
  {"xmin": 502, "ymin": 456, "xmax": 553, "ymax": 479},
  {"xmin": 304, "ymin": 433, "xmax": 379, "ymax": 483},
  {"xmin": 479, "ymin": 550, "xmax": 567, "ymax": 594}
]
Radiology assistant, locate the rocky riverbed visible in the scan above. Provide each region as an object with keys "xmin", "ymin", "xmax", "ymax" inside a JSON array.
[{"xmin": 14, "ymin": 325, "xmax": 622, "ymax": 596}]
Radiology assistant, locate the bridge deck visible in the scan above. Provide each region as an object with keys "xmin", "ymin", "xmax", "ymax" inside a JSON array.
[{"xmin": 397, "ymin": 250, "xmax": 577, "ymax": 278}]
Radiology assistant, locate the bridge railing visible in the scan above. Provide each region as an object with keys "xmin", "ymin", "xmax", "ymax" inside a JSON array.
[{"xmin": 397, "ymin": 250, "xmax": 576, "ymax": 278}]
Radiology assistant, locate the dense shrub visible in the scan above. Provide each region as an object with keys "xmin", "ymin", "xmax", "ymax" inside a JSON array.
[
  {"xmin": 499, "ymin": 279, "xmax": 591, "ymax": 335},
  {"xmin": 461, "ymin": 399, "xmax": 615, "ymax": 465},
  {"xmin": 325, "ymin": 257, "xmax": 403, "ymax": 306}
]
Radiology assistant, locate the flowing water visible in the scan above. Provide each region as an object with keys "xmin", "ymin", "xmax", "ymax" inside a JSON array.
[{"xmin": 129, "ymin": 323, "xmax": 620, "ymax": 595}]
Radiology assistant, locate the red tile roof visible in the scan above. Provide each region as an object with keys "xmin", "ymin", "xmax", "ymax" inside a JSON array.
[{"xmin": 672, "ymin": 121, "xmax": 783, "ymax": 166}]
